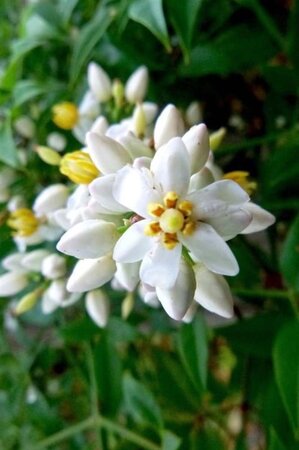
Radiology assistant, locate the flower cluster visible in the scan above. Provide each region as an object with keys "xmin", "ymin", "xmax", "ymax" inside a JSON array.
[{"xmin": 0, "ymin": 63, "xmax": 275, "ymax": 327}]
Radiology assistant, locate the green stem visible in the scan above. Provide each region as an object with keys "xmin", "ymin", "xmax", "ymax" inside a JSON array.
[
  {"xmin": 288, "ymin": 289, "xmax": 299, "ymax": 317},
  {"xmin": 216, "ymin": 131, "xmax": 281, "ymax": 156},
  {"xmin": 32, "ymin": 415, "xmax": 160, "ymax": 450},
  {"xmin": 232, "ymin": 288, "xmax": 289, "ymax": 300},
  {"xmin": 86, "ymin": 343, "xmax": 103, "ymax": 449}
]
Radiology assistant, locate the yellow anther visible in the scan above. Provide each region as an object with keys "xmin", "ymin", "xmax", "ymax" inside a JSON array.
[
  {"xmin": 223, "ymin": 171, "xmax": 257, "ymax": 195},
  {"xmin": 35, "ymin": 146, "xmax": 62, "ymax": 166},
  {"xmin": 160, "ymin": 209, "xmax": 184, "ymax": 234},
  {"xmin": 144, "ymin": 221, "xmax": 161, "ymax": 236},
  {"xmin": 60, "ymin": 150, "xmax": 99, "ymax": 184},
  {"xmin": 7, "ymin": 208, "xmax": 40, "ymax": 237},
  {"xmin": 147, "ymin": 203, "xmax": 165, "ymax": 217},
  {"xmin": 177, "ymin": 200, "xmax": 193, "ymax": 217},
  {"xmin": 52, "ymin": 102, "xmax": 79, "ymax": 130},
  {"xmin": 162, "ymin": 232, "xmax": 178, "ymax": 250},
  {"xmin": 163, "ymin": 191, "xmax": 178, "ymax": 208},
  {"xmin": 182, "ymin": 219, "xmax": 196, "ymax": 236}
]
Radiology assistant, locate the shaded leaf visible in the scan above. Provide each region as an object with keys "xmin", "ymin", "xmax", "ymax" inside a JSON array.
[
  {"xmin": 0, "ymin": 116, "xmax": 20, "ymax": 168},
  {"xmin": 161, "ymin": 430, "xmax": 181, "ymax": 450},
  {"xmin": 129, "ymin": 0, "xmax": 170, "ymax": 51},
  {"xmin": 177, "ymin": 313, "xmax": 208, "ymax": 393},
  {"xmin": 269, "ymin": 428, "xmax": 287, "ymax": 450},
  {"xmin": 123, "ymin": 373, "xmax": 163, "ymax": 430},
  {"xmin": 273, "ymin": 320, "xmax": 299, "ymax": 438},
  {"xmin": 280, "ymin": 214, "xmax": 299, "ymax": 292}
]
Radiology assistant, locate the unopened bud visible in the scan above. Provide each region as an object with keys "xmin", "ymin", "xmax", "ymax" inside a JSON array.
[
  {"xmin": 14, "ymin": 116, "xmax": 36, "ymax": 139},
  {"xmin": 46, "ymin": 132, "xmax": 67, "ymax": 152},
  {"xmin": 41, "ymin": 254, "xmax": 67, "ymax": 279},
  {"xmin": 85, "ymin": 289, "xmax": 109, "ymax": 327},
  {"xmin": 112, "ymin": 79, "xmax": 125, "ymax": 108},
  {"xmin": 15, "ymin": 287, "xmax": 43, "ymax": 315},
  {"xmin": 125, "ymin": 66, "xmax": 149, "ymax": 104},
  {"xmin": 132, "ymin": 103, "xmax": 146, "ymax": 137},
  {"xmin": 209, "ymin": 127, "xmax": 226, "ymax": 151},
  {"xmin": 35, "ymin": 146, "xmax": 62, "ymax": 166},
  {"xmin": 185, "ymin": 101, "xmax": 203, "ymax": 126},
  {"xmin": 52, "ymin": 102, "xmax": 79, "ymax": 130},
  {"xmin": 60, "ymin": 150, "xmax": 99, "ymax": 184},
  {"xmin": 121, "ymin": 292, "xmax": 134, "ymax": 319},
  {"xmin": 87, "ymin": 62, "xmax": 112, "ymax": 102}
]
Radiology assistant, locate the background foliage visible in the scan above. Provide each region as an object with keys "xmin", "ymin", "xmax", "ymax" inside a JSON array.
[{"xmin": 0, "ymin": 0, "xmax": 299, "ymax": 449}]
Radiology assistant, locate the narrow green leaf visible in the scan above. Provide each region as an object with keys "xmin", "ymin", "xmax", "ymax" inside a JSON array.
[
  {"xmin": 269, "ymin": 428, "xmax": 287, "ymax": 450},
  {"xmin": 166, "ymin": 0, "xmax": 202, "ymax": 59},
  {"xmin": 177, "ymin": 313, "xmax": 208, "ymax": 393},
  {"xmin": 13, "ymin": 80, "xmax": 65, "ymax": 107},
  {"xmin": 11, "ymin": 38, "xmax": 45, "ymax": 61},
  {"xmin": 0, "ymin": 58, "xmax": 22, "ymax": 91},
  {"xmin": 273, "ymin": 320, "xmax": 299, "ymax": 438},
  {"xmin": 69, "ymin": 7, "xmax": 113, "ymax": 85},
  {"xmin": 161, "ymin": 430, "xmax": 181, "ymax": 450},
  {"xmin": 190, "ymin": 421, "xmax": 227, "ymax": 449},
  {"xmin": 123, "ymin": 373, "xmax": 163, "ymax": 430},
  {"xmin": 129, "ymin": 0, "xmax": 171, "ymax": 51},
  {"xmin": 287, "ymin": 0, "xmax": 299, "ymax": 75},
  {"xmin": 94, "ymin": 333, "xmax": 122, "ymax": 416},
  {"xmin": 280, "ymin": 214, "xmax": 299, "ymax": 292},
  {"xmin": 58, "ymin": 0, "xmax": 79, "ymax": 24},
  {"xmin": 0, "ymin": 116, "xmax": 20, "ymax": 168}
]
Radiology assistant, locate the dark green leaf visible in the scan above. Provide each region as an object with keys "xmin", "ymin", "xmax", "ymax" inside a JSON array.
[
  {"xmin": 190, "ymin": 421, "xmax": 227, "ymax": 449},
  {"xmin": 287, "ymin": 0, "xmax": 299, "ymax": 75},
  {"xmin": 58, "ymin": 0, "xmax": 79, "ymax": 24},
  {"xmin": 129, "ymin": 0, "xmax": 170, "ymax": 51},
  {"xmin": 13, "ymin": 79, "xmax": 65, "ymax": 107},
  {"xmin": 280, "ymin": 214, "xmax": 299, "ymax": 292},
  {"xmin": 0, "ymin": 116, "xmax": 20, "ymax": 168},
  {"xmin": 181, "ymin": 24, "xmax": 277, "ymax": 76},
  {"xmin": 94, "ymin": 333, "xmax": 122, "ymax": 416},
  {"xmin": 69, "ymin": 6, "xmax": 113, "ymax": 85},
  {"xmin": 123, "ymin": 373, "xmax": 163, "ymax": 430},
  {"xmin": 273, "ymin": 320, "xmax": 299, "ymax": 438},
  {"xmin": 166, "ymin": 0, "xmax": 202, "ymax": 59},
  {"xmin": 269, "ymin": 428, "xmax": 287, "ymax": 450},
  {"xmin": 177, "ymin": 313, "xmax": 208, "ymax": 393}
]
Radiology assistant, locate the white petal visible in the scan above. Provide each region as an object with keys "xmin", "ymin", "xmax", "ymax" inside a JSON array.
[
  {"xmin": 113, "ymin": 220, "xmax": 152, "ymax": 263},
  {"xmin": 86, "ymin": 132, "xmax": 131, "ymax": 174},
  {"xmin": 87, "ymin": 62, "xmax": 112, "ymax": 102},
  {"xmin": 46, "ymin": 279, "xmax": 81, "ymax": 307},
  {"xmin": 182, "ymin": 124, "xmax": 209, "ymax": 174},
  {"xmin": 85, "ymin": 289, "xmax": 109, "ymax": 327},
  {"xmin": 41, "ymin": 254, "xmax": 67, "ymax": 279},
  {"xmin": 182, "ymin": 301, "xmax": 198, "ymax": 323},
  {"xmin": 180, "ymin": 223, "xmax": 239, "ymax": 276},
  {"xmin": 240, "ymin": 202, "xmax": 275, "ymax": 234},
  {"xmin": 185, "ymin": 101, "xmax": 203, "ymax": 126},
  {"xmin": 156, "ymin": 258, "xmax": 195, "ymax": 320},
  {"xmin": 113, "ymin": 165, "xmax": 161, "ymax": 217},
  {"xmin": 2, "ymin": 253, "xmax": 26, "ymax": 271},
  {"xmin": 150, "ymin": 137, "xmax": 190, "ymax": 197},
  {"xmin": 0, "ymin": 272, "xmax": 28, "ymax": 296},
  {"xmin": 206, "ymin": 207, "xmax": 252, "ymax": 240},
  {"xmin": 119, "ymin": 133, "xmax": 153, "ymax": 159},
  {"xmin": 57, "ymin": 219, "xmax": 118, "ymax": 259},
  {"xmin": 189, "ymin": 168, "xmax": 215, "ymax": 192},
  {"xmin": 187, "ymin": 179, "xmax": 249, "ymax": 219},
  {"xmin": 90, "ymin": 116, "xmax": 109, "ymax": 135},
  {"xmin": 41, "ymin": 291, "xmax": 59, "ymax": 314},
  {"xmin": 89, "ymin": 174, "xmax": 129, "ymax": 213},
  {"xmin": 125, "ymin": 66, "xmax": 148, "ymax": 103},
  {"xmin": 154, "ymin": 104, "xmax": 185, "ymax": 149},
  {"xmin": 142, "ymin": 101, "xmax": 158, "ymax": 123},
  {"xmin": 115, "ymin": 262, "xmax": 140, "ymax": 291},
  {"xmin": 67, "ymin": 255, "xmax": 116, "ymax": 292},
  {"xmin": 194, "ymin": 264, "xmax": 234, "ymax": 318},
  {"xmin": 139, "ymin": 242, "xmax": 182, "ymax": 289},
  {"xmin": 21, "ymin": 249, "xmax": 51, "ymax": 271},
  {"xmin": 33, "ymin": 184, "xmax": 69, "ymax": 215}
]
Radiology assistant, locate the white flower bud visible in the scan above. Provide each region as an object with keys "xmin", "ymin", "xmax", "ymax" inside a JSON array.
[
  {"xmin": 90, "ymin": 116, "xmax": 109, "ymax": 136},
  {"xmin": 115, "ymin": 262, "xmax": 140, "ymax": 291},
  {"xmin": 33, "ymin": 184, "xmax": 69, "ymax": 215},
  {"xmin": 185, "ymin": 101, "xmax": 203, "ymax": 126},
  {"xmin": 14, "ymin": 116, "xmax": 36, "ymax": 139},
  {"xmin": 153, "ymin": 104, "xmax": 185, "ymax": 149},
  {"xmin": 46, "ymin": 132, "xmax": 67, "ymax": 152},
  {"xmin": 142, "ymin": 101, "xmax": 158, "ymax": 124},
  {"xmin": 125, "ymin": 66, "xmax": 149, "ymax": 103},
  {"xmin": 2, "ymin": 253, "xmax": 25, "ymax": 271},
  {"xmin": 121, "ymin": 292, "xmax": 134, "ymax": 319},
  {"xmin": 182, "ymin": 124, "xmax": 210, "ymax": 174},
  {"xmin": 0, "ymin": 167, "xmax": 16, "ymax": 188},
  {"xmin": 85, "ymin": 289, "xmax": 109, "ymax": 327},
  {"xmin": 87, "ymin": 62, "xmax": 112, "ymax": 102},
  {"xmin": 131, "ymin": 103, "xmax": 146, "ymax": 137},
  {"xmin": 41, "ymin": 254, "xmax": 67, "ymax": 279},
  {"xmin": 7, "ymin": 195, "xmax": 25, "ymax": 212},
  {"xmin": 0, "ymin": 271, "xmax": 28, "ymax": 296},
  {"xmin": 67, "ymin": 255, "xmax": 116, "ymax": 293}
]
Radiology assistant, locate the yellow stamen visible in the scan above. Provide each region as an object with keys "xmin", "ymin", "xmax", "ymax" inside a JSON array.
[
  {"xmin": 60, "ymin": 150, "xmax": 99, "ymax": 184},
  {"xmin": 144, "ymin": 221, "xmax": 161, "ymax": 236},
  {"xmin": 177, "ymin": 200, "xmax": 193, "ymax": 217},
  {"xmin": 147, "ymin": 203, "xmax": 165, "ymax": 217},
  {"xmin": 7, "ymin": 208, "xmax": 40, "ymax": 237},
  {"xmin": 159, "ymin": 208, "xmax": 184, "ymax": 234},
  {"xmin": 182, "ymin": 219, "xmax": 196, "ymax": 236},
  {"xmin": 52, "ymin": 102, "xmax": 79, "ymax": 130},
  {"xmin": 223, "ymin": 171, "xmax": 257, "ymax": 195},
  {"xmin": 162, "ymin": 232, "xmax": 178, "ymax": 250},
  {"xmin": 163, "ymin": 191, "xmax": 178, "ymax": 208}
]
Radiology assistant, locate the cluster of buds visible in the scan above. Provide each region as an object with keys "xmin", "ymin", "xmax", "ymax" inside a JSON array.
[{"xmin": 0, "ymin": 63, "xmax": 275, "ymax": 329}]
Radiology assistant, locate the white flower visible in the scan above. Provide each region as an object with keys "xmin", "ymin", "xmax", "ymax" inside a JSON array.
[
  {"xmin": 113, "ymin": 136, "xmax": 252, "ymax": 289},
  {"xmin": 125, "ymin": 66, "xmax": 149, "ymax": 104},
  {"xmin": 85, "ymin": 289, "xmax": 109, "ymax": 327},
  {"xmin": 153, "ymin": 104, "xmax": 185, "ymax": 149},
  {"xmin": 88, "ymin": 62, "xmax": 112, "ymax": 102},
  {"xmin": 0, "ymin": 271, "xmax": 29, "ymax": 296},
  {"xmin": 33, "ymin": 184, "xmax": 69, "ymax": 215}
]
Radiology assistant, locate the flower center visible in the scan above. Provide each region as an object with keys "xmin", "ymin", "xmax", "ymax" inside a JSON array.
[
  {"xmin": 7, "ymin": 208, "xmax": 40, "ymax": 237},
  {"xmin": 145, "ymin": 191, "xmax": 196, "ymax": 250},
  {"xmin": 60, "ymin": 150, "xmax": 99, "ymax": 184},
  {"xmin": 52, "ymin": 102, "xmax": 79, "ymax": 130}
]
